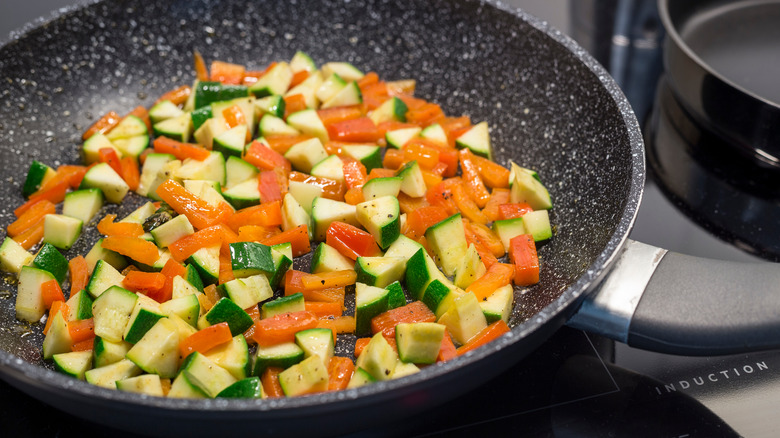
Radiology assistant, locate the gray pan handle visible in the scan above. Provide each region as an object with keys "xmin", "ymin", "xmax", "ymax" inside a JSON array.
[{"xmin": 566, "ymin": 239, "xmax": 780, "ymax": 355}]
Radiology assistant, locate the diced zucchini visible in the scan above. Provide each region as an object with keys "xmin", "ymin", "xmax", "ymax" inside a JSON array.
[
  {"xmin": 437, "ymin": 292, "xmax": 488, "ymax": 345},
  {"xmin": 150, "ymin": 214, "xmax": 194, "ymax": 248},
  {"xmin": 149, "ymin": 99, "xmax": 184, "ymax": 124},
  {"xmin": 290, "ymin": 51, "xmax": 317, "ymax": 73},
  {"xmin": 52, "ymin": 351, "xmax": 93, "ymax": 380},
  {"xmin": 321, "ymin": 81, "xmax": 362, "ymax": 109},
  {"xmin": 424, "ymin": 213, "xmax": 468, "ymax": 277},
  {"xmin": 222, "ymin": 177, "xmax": 261, "ymax": 210},
  {"xmin": 116, "ymin": 374, "xmax": 164, "ymax": 396},
  {"xmin": 509, "ymin": 161, "xmax": 553, "ymax": 210},
  {"xmin": 455, "ymin": 121, "xmax": 492, "ymax": 159},
  {"xmin": 205, "ymin": 334, "xmax": 250, "ymax": 381},
  {"xmin": 341, "ymin": 144, "xmax": 383, "ymax": 172},
  {"xmin": 268, "ymin": 243, "xmax": 294, "ymax": 289},
  {"xmin": 43, "ymin": 311, "xmax": 73, "ymax": 359},
  {"xmin": 180, "ymin": 351, "xmax": 237, "ymax": 398},
  {"xmin": 254, "ymin": 94, "xmax": 285, "ymax": 119},
  {"xmin": 193, "ymin": 117, "xmax": 229, "ymax": 149},
  {"xmin": 492, "ymin": 217, "xmax": 527, "ymax": 252},
  {"xmin": 281, "ymin": 193, "xmax": 312, "ymax": 237},
  {"xmin": 211, "ymin": 96, "xmax": 257, "ymax": 136},
  {"xmin": 123, "ymin": 294, "xmax": 166, "ymax": 344},
  {"xmin": 190, "ymin": 105, "xmax": 214, "ymax": 131},
  {"xmin": 355, "ymin": 282, "xmax": 390, "ymax": 336},
  {"xmin": 66, "ymin": 290, "xmax": 94, "ymax": 321},
  {"xmin": 62, "ymin": 188, "xmax": 104, "ymax": 224},
  {"xmin": 355, "ymin": 332, "xmax": 397, "ymax": 381},
  {"xmin": 229, "ymin": 242, "xmax": 275, "ymax": 278},
  {"xmin": 347, "ymin": 367, "xmax": 376, "ymax": 388},
  {"xmin": 421, "ymin": 279, "xmax": 461, "ymax": 318},
  {"xmin": 153, "ymin": 113, "xmax": 193, "ymax": 143},
  {"xmin": 42, "ymin": 215, "xmax": 82, "ymax": 250},
  {"xmin": 216, "ymin": 377, "xmax": 263, "ymax": 399},
  {"xmin": 84, "ymin": 359, "xmax": 141, "ymax": 389},
  {"xmin": 311, "ymin": 155, "xmax": 345, "ymax": 182},
  {"xmin": 84, "ymin": 239, "xmax": 128, "ymax": 273},
  {"xmin": 136, "ymin": 153, "xmax": 175, "ymax": 198},
  {"xmin": 0, "ymin": 237, "xmax": 34, "ymax": 275},
  {"xmin": 285, "ymin": 71, "xmax": 323, "ymax": 109},
  {"xmin": 220, "ymin": 274, "xmax": 274, "ymax": 310},
  {"xmin": 91, "ymin": 286, "xmax": 138, "ymax": 343},
  {"xmin": 395, "ymin": 322, "xmax": 446, "ymax": 364},
  {"xmin": 81, "ymin": 133, "xmax": 122, "ymax": 165},
  {"xmin": 80, "ymin": 162, "xmax": 130, "ymax": 204},
  {"xmin": 213, "ymin": 124, "xmax": 249, "ymax": 158},
  {"xmin": 321, "ymin": 62, "xmax": 365, "ymax": 82},
  {"xmin": 92, "ymin": 336, "xmax": 132, "ymax": 368},
  {"xmin": 286, "ymin": 109, "xmax": 329, "ymax": 143},
  {"xmin": 385, "ymin": 281, "xmax": 407, "ymax": 310},
  {"xmin": 188, "ymin": 245, "xmax": 220, "ymax": 285},
  {"xmin": 168, "ymin": 373, "xmax": 208, "ymax": 399},
  {"xmin": 174, "ymin": 151, "xmax": 226, "ymax": 186},
  {"xmin": 287, "ymin": 181, "xmax": 323, "ymax": 215},
  {"xmin": 356, "ymin": 196, "xmax": 401, "ymax": 250},
  {"xmin": 480, "ymin": 284, "xmax": 514, "ymax": 324},
  {"xmin": 355, "ymin": 256, "xmax": 405, "ymax": 289},
  {"xmin": 390, "ymin": 361, "xmax": 420, "ymax": 379},
  {"xmin": 395, "ymin": 160, "xmax": 426, "ymax": 198},
  {"xmin": 284, "ymin": 138, "xmax": 329, "ymax": 174},
  {"xmin": 454, "ymin": 243, "xmax": 487, "ymax": 289},
  {"xmin": 385, "ymin": 126, "xmax": 421, "ymax": 149},
  {"xmin": 311, "ymin": 197, "xmax": 359, "ymax": 241},
  {"xmin": 258, "ymin": 113, "xmax": 299, "ymax": 137},
  {"xmin": 198, "ymin": 298, "xmax": 254, "ymax": 336},
  {"xmin": 316, "ymin": 72, "xmax": 346, "ymax": 103},
  {"xmin": 295, "ymin": 328, "xmax": 335, "ymax": 364},
  {"xmin": 125, "ymin": 317, "xmax": 180, "ymax": 378},
  {"xmin": 225, "ymin": 156, "xmax": 259, "ymax": 190},
  {"xmin": 22, "ymin": 160, "xmax": 56, "ymax": 197},
  {"xmin": 522, "ymin": 210, "xmax": 553, "ymax": 242},
  {"xmin": 160, "ymin": 293, "xmax": 200, "ymax": 327},
  {"xmin": 278, "ymin": 355, "xmax": 329, "ymax": 397},
  {"xmin": 261, "ymin": 293, "xmax": 306, "ymax": 319},
  {"xmin": 311, "ymin": 242, "xmax": 353, "ymax": 273},
  {"xmin": 31, "ymin": 243, "xmax": 68, "ymax": 284},
  {"xmin": 403, "ymin": 248, "xmax": 451, "ymax": 301},
  {"xmin": 85, "ymin": 259, "xmax": 125, "ymax": 298},
  {"xmin": 252, "ymin": 342, "xmax": 305, "ymax": 377},
  {"xmin": 369, "ymin": 97, "xmax": 408, "ymax": 125},
  {"xmin": 249, "ymin": 62, "xmax": 293, "ymax": 98}
]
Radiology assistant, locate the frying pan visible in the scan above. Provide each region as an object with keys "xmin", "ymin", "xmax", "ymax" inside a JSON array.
[{"xmin": 0, "ymin": 0, "xmax": 778, "ymax": 436}]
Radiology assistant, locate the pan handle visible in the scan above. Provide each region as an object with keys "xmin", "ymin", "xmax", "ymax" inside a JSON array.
[{"xmin": 566, "ymin": 239, "xmax": 780, "ymax": 355}]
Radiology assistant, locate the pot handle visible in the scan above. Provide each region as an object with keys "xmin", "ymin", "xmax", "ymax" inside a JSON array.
[{"xmin": 566, "ymin": 239, "xmax": 780, "ymax": 355}]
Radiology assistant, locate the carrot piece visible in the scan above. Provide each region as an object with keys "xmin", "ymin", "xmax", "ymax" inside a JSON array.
[
  {"xmin": 354, "ymin": 337, "xmax": 371, "ymax": 357},
  {"xmin": 498, "ymin": 203, "xmax": 534, "ymax": 220},
  {"xmin": 179, "ymin": 322, "xmax": 233, "ymax": 358},
  {"xmin": 71, "ymin": 337, "xmax": 95, "ymax": 352},
  {"xmin": 120, "ymin": 157, "xmax": 140, "ymax": 191},
  {"xmin": 509, "ymin": 234, "xmax": 540, "ymax": 286},
  {"xmin": 7, "ymin": 200, "xmax": 55, "ymax": 237},
  {"xmin": 244, "ymin": 140, "xmax": 292, "ymax": 173},
  {"xmin": 43, "ymin": 301, "xmax": 69, "ymax": 335},
  {"xmin": 41, "ymin": 280, "xmax": 65, "ymax": 309},
  {"xmin": 382, "ymin": 148, "xmax": 405, "ymax": 170},
  {"xmin": 225, "ymin": 202, "xmax": 283, "ymax": 232},
  {"xmin": 261, "ymin": 367, "xmax": 285, "ymax": 398},
  {"xmin": 459, "ymin": 149, "xmax": 491, "ymax": 208},
  {"xmin": 325, "ymin": 222, "xmax": 382, "ymax": 260},
  {"xmin": 82, "ymin": 110, "xmax": 121, "ymax": 140},
  {"xmin": 283, "ymin": 94, "xmax": 307, "ymax": 119},
  {"xmin": 97, "ymin": 214, "xmax": 144, "ymax": 237},
  {"xmin": 258, "ymin": 170, "xmax": 283, "ymax": 204},
  {"xmin": 437, "ymin": 331, "xmax": 458, "ymax": 362},
  {"xmin": 327, "ymin": 117, "xmax": 381, "ymax": 143},
  {"xmin": 327, "ymin": 356, "xmax": 356, "ymax": 391},
  {"xmin": 289, "ymin": 69, "xmax": 310, "ymax": 88},
  {"xmin": 471, "ymin": 154, "xmax": 511, "ymax": 189},
  {"xmin": 155, "ymin": 85, "xmax": 191, "ymax": 106},
  {"xmin": 122, "ymin": 271, "xmax": 166, "ymax": 294},
  {"xmin": 222, "ymin": 104, "xmax": 247, "ymax": 128},
  {"xmin": 252, "ymin": 311, "xmax": 319, "ymax": 347},
  {"xmin": 305, "ymin": 301, "xmax": 344, "ymax": 318},
  {"xmin": 68, "ymin": 318, "xmax": 95, "ymax": 344},
  {"xmin": 288, "ymin": 171, "xmax": 347, "ymax": 201},
  {"xmin": 101, "ymin": 236, "xmax": 160, "ymax": 266},
  {"xmin": 405, "ymin": 206, "xmax": 449, "ymax": 239},
  {"xmin": 156, "ymin": 179, "xmax": 233, "ymax": 230},
  {"xmin": 193, "ymin": 50, "xmax": 209, "ymax": 81},
  {"xmin": 126, "ymin": 105, "xmax": 152, "ymax": 132},
  {"xmin": 69, "ymin": 256, "xmax": 90, "ymax": 294},
  {"xmin": 370, "ymin": 301, "xmax": 436, "ymax": 335},
  {"xmin": 260, "ymin": 225, "xmax": 311, "ymax": 257},
  {"xmin": 301, "ymin": 270, "xmax": 357, "ymax": 290},
  {"xmin": 466, "ymin": 263, "xmax": 515, "ymax": 301},
  {"xmin": 317, "ymin": 106, "xmax": 364, "ymax": 128},
  {"xmin": 456, "ymin": 320, "xmax": 510, "ymax": 356},
  {"xmin": 482, "ymin": 188, "xmax": 511, "ymax": 222},
  {"xmin": 12, "ymin": 221, "xmax": 45, "ymax": 250},
  {"xmin": 342, "ymin": 160, "xmax": 367, "ymax": 189},
  {"xmin": 264, "ymin": 134, "xmax": 313, "ymax": 154},
  {"xmin": 153, "ymin": 136, "xmax": 210, "ymax": 161},
  {"xmin": 14, "ymin": 179, "xmax": 69, "ymax": 218},
  {"xmin": 210, "ymin": 60, "xmax": 245, "ymax": 84},
  {"xmin": 315, "ymin": 316, "xmax": 355, "ymax": 340}
]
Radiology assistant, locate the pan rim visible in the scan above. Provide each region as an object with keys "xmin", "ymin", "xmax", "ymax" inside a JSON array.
[{"xmin": 0, "ymin": 0, "xmax": 645, "ymax": 418}]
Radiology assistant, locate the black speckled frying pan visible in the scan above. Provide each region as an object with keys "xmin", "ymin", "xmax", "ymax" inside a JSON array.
[{"xmin": 1, "ymin": 0, "xmax": 778, "ymax": 436}]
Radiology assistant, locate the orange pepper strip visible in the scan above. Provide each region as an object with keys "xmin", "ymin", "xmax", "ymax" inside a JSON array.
[
  {"xmin": 148, "ymin": 259, "xmax": 187, "ymax": 304},
  {"xmin": 68, "ymin": 318, "xmax": 95, "ymax": 344},
  {"xmin": 264, "ymin": 135, "xmax": 313, "ymax": 155},
  {"xmin": 12, "ymin": 221, "xmax": 45, "ymax": 250},
  {"xmin": 509, "ymin": 234, "xmax": 540, "ymax": 286},
  {"xmin": 397, "ymin": 192, "xmax": 430, "ymax": 215},
  {"xmin": 283, "ymin": 94, "xmax": 307, "ymax": 119},
  {"xmin": 327, "ymin": 356, "xmax": 356, "ymax": 391},
  {"xmin": 71, "ymin": 337, "xmax": 95, "ymax": 352},
  {"xmin": 193, "ymin": 50, "xmax": 209, "ymax": 81},
  {"xmin": 222, "ymin": 104, "xmax": 246, "ymax": 128},
  {"xmin": 471, "ymin": 154, "xmax": 511, "ymax": 189},
  {"xmin": 97, "ymin": 214, "xmax": 144, "ymax": 237},
  {"xmin": 437, "ymin": 331, "xmax": 458, "ymax": 362},
  {"xmin": 7, "ymin": 200, "xmax": 55, "ymax": 237},
  {"xmin": 237, "ymin": 225, "xmax": 280, "ymax": 243},
  {"xmin": 456, "ymin": 320, "xmax": 510, "ymax": 356},
  {"xmin": 122, "ymin": 271, "xmax": 166, "ymax": 294},
  {"xmin": 344, "ymin": 187, "xmax": 364, "ymax": 205},
  {"xmin": 179, "ymin": 322, "xmax": 233, "ymax": 358},
  {"xmin": 101, "ymin": 236, "xmax": 160, "ymax": 267},
  {"xmin": 69, "ymin": 256, "xmax": 90, "ymax": 294},
  {"xmin": 370, "ymin": 301, "xmax": 435, "ymax": 335},
  {"xmin": 225, "ymin": 202, "xmax": 283, "ymax": 232},
  {"xmin": 168, "ymin": 225, "xmax": 224, "ymax": 262},
  {"xmin": 289, "ymin": 70, "xmax": 310, "ymax": 88},
  {"xmin": 318, "ymin": 106, "xmax": 364, "ymax": 128},
  {"xmin": 260, "ymin": 225, "xmax": 311, "ymax": 257},
  {"xmin": 498, "ymin": 203, "xmax": 534, "ymax": 220},
  {"xmin": 300, "ymin": 271, "xmax": 357, "ymax": 290},
  {"xmin": 244, "ymin": 140, "xmax": 292, "ymax": 173},
  {"xmin": 82, "ymin": 111, "xmax": 121, "ymax": 141},
  {"xmin": 305, "ymin": 301, "xmax": 344, "ymax": 318},
  {"xmin": 354, "ymin": 337, "xmax": 371, "ymax": 357},
  {"xmin": 218, "ymin": 252, "xmax": 235, "ymax": 285},
  {"xmin": 153, "ymin": 137, "xmax": 210, "ymax": 161},
  {"xmin": 252, "ymin": 311, "xmax": 318, "ymax": 347},
  {"xmin": 468, "ymin": 222, "xmax": 506, "ymax": 258},
  {"xmin": 288, "ymin": 172, "xmax": 345, "ymax": 201},
  {"xmin": 156, "ymin": 179, "xmax": 233, "ymax": 230},
  {"xmin": 482, "ymin": 188, "xmax": 511, "ymax": 222},
  {"xmin": 43, "ymin": 301, "xmax": 69, "ymax": 335},
  {"xmin": 405, "ymin": 206, "xmax": 449, "ymax": 239},
  {"xmin": 210, "ymin": 60, "xmax": 246, "ymax": 85},
  {"xmin": 466, "ymin": 263, "xmax": 515, "ymax": 301},
  {"xmin": 41, "ymin": 280, "xmax": 65, "ymax": 309},
  {"xmin": 315, "ymin": 316, "xmax": 355, "ymax": 342},
  {"xmin": 155, "ymin": 85, "xmax": 191, "ymax": 106},
  {"xmin": 14, "ymin": 179, "xmax": 69, "ymax": 218},
  {"xmin": 261, "ymin": 367, "xmax": 285, "ymax": 398},
  {"xmin": 459, "ymin": 149, "xmax": 491, "ymax": 208},
  {"xmin": 120, "ymin": 156, "xmax": 140, "ymax": 192}
]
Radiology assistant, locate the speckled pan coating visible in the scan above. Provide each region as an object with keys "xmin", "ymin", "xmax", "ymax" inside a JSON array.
[{"xmin": 0, "ymin": 0, "xmax": 643, "ymax": 435}]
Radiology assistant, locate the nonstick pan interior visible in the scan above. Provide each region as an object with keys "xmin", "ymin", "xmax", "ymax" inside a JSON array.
[{"xmin": 0, "ymin": 0, "xmax": 643, "ymax": 435}]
